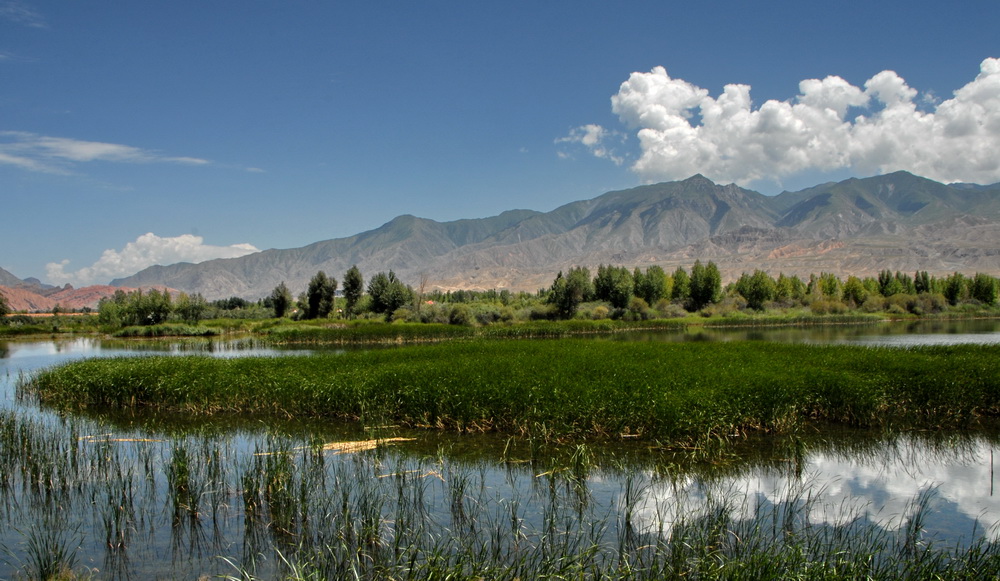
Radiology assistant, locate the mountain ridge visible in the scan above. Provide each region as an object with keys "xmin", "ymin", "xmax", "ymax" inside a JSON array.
[{"xmin": 103, "ymin": 171, "xmax": 1000, "ymax": 300}]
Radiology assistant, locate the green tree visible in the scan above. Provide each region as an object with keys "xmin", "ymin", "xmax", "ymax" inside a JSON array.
[
  {"xmin": 813, "ymin": 272, "xmax": 843, "ymax": 301},
  {"xmin": 736, "ymin": 269, "xmax": 776, "ymax": 310},
  {"xmin": 305, "ymin": 271, "xmax": 338, "ymax": 319},
  {"xmin": 943, "ymin": 273, "xmax": 968, "ymax": 306},
  {"xmin": 593, "ymin": 265, "xmax": 632, "ymax": 308},
  {"xmin": 0, "ymin": 290, "xmax": 9, "ymax": 317},
  {"xmin": 269, "ymin": 282, "xmax": 293, "ymax": 318},
  {"xmin": 688, "ymin": 260, "xmax": 721, "ymax": 311},
  {"xmin": 970, "ymin": 273, "xmax": 998, "ymax": 306},
  {"xmin": 593, "ymin": 265, "xmax": 614, "ymax": 302},
  {"xmin": 548, "ymin": 267, "xmax": 592, "ymax": 318},
  {"xmin": 774, "ymin": 273, "xmax": 806, "ymax": 305},
  {"xmin": 878, "ymin": 269, "xmax": 905, "ymax": 297},
  {"xmin": 174, "ymin": 292, "xmax": 207, "ymax": 323},
  {"xmin": 914, "ymin": 271, "xmax": 932, "ymax": 294},
  {"xmin": 842, "ymin": 276, "xmax": 867, "ymax": 307},
  {"xmin": 97, "ymin": 289, "xmax": 127, "ymax": 326},
  {"xmin": 342, "ymin": 265, "xmax": 364, "ymax": 318},
  {"xmin": 672, "ymin": 267, "xmax": 691, "ymax": 303},
  {"xmin": 632, "ymin": 268, "xmax": 646, "ymax": 301},
  {"xmin": 140, "ymin": 288, "xmax": 172, "ymax": 325},
  {"xmin": 368, "ymin": 270, "xmax": 412, "ymax": 316},
  {"xmin": 635, "ymin": 265, "xmax": 670, "ymax": 305},
  {"xmin": 895, "ymin": 271, "xmax": 916, "ymax": 294},
  {"xmin": 101, "ymin": 288, "xmax": 171, "ymax": 326}
]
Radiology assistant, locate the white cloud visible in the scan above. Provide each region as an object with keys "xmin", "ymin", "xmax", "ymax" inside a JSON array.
[
  {"xmin": 0, "ymin": 131, "xmax": 210, "ymax": 173},
  {"xmin": 46, "ymin": 233, "xmax": 260, "ymax": 286},
  {"xmin": 0, "ymin": 1, "xmax": 45, "ymax": 28},
  {"xmin": 555, "ymin": 123, "xmax": 625, "ymax": 165},
  {"xmin": 585, "ymin": 58, "xmax": 1000, "ymax": 188}
]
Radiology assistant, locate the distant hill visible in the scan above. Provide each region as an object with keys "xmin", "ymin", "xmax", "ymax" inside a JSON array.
[
  {"xmin": 0, "ymin": 282, "xmax": 175, "ymax": 313},
  {"xmin": 111, "ymin": 171, "xmax": 1000, "ymax": 300},
  {"xmin": 0, "ymin": 267, "xmax": 24, "ymax": 288}
]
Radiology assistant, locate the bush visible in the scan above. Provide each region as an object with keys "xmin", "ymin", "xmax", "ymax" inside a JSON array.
[
  {"xmin": 700, "ymin": 296, "xmax": 744, "ymax": 318},
  {"xmin": 915, "ymin": 293, "xmax": 947, "ymax": 314},
  {"xmin": 449, "ymin": 304, "xmax": 474, "ymax": 326},
  {"xmin": 528, "ymin": 304, "xmax": 557, "ymax": 321},
  {"xmin": 861, "ymin": 295, "xmax": 886, "ymax": 313},
  {"xmin": 390, "ymin": 307, "xmax": 413, "ymax": 322},
  {"xmin": 472, "ymin": 306, "xmax": 503, "ymax": 325},
  {"xmin": 654, "ymin": 299, "xmax": 688, "ymax": 318},
  {"xmin": 810, "ymin": 299, "xmax": 848, "ymax": 315},
  {"xmin": 627, "ymin": 297, "xmax": 657, "ymax": 320}
]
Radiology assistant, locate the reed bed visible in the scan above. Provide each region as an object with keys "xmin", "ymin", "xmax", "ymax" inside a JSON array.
[
  {"xmin": 3, "ymin": 407, "xmax": 1000, "ymax": 580},
  {"xmin": 24, "ymin": 341, "xmax": 1000, "ymax": 445},
  {"xmin": 260, "ymin": 318, "xmax": 694, "ymax": 344},
  {"xmin": 111, "ymin": 323, "xmax": 220, "ymax": 338}
]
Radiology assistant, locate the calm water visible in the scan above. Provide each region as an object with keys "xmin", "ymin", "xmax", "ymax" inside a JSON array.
[{"xmin": 1, "ymin": 322, "xmax": 999, "ymax": 578}]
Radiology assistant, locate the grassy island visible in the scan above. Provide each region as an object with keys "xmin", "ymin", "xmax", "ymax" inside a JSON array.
[{"xmin": 26, "ymin": 340, "xmax": 1000, "ymax": 445}]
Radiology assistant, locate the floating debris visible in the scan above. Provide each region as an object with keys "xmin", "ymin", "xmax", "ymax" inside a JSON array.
[
  {"xmin": 79, "ymin": 434, "xmax": 165, "ymax": 443},
  {"xmin": 254, "ymin": 437, "xmax": 416, "ymax": 456}
]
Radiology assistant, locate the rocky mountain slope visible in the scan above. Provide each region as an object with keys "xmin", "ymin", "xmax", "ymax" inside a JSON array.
[
  {"xmin": 109, "ymin": 171, "xmax": 1000, "ymax": 300},
  {"xmin": 1, "ymin": 267, "xmax": 177, "ymax": 312},
  {"xmin": 0, "ymin": 283, "xmax": 168, "ymax": 312}
]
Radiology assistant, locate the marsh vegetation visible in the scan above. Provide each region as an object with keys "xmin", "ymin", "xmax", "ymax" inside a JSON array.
[
  {"xmin": 27, "ymin": 341, "xmax": 1000, "ymax": 444},
  {"xmin": 4, "ymin": 320, "xmax": 1000, "ymax": 579}
]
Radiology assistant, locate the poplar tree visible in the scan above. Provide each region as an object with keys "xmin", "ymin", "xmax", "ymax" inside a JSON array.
[
  {"xmin": 342, "ymin": 265, "xmax": 364, "ymax": 318},
  {"xmin": 306, "ymin": 271, "xmax": 337, "ymax": 319},
  {"xmin": 688, "ymin": 260, "xmax": 721, "ymax": 311},
  {"xmin": 270, "ymin": 282, "xmax": 293, "ymax": 318}
]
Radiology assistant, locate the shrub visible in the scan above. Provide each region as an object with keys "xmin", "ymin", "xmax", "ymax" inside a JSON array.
[
  {"xmin": 390, "ymin": 307, "xmax": 413, "ymax": 322},
  {"xmin": 626, "ymin": 296, "xmax": 657, "ymax": 320},
  {"xmin": 861, "ymin": 295, "xmax": 886, "ymax": 313},
  {"xmin": 449, "ymin": 304, "xmax": 474, "ymax": 326},
  {"xmin": 528, "ymin": 304, "xmax": 557, "ymax": 320},
  {"xmin": 655, "ymin": 299, "xmax": 688, "ymax": 318},
  {"xmin": 810, "ymin": 299, "xmax": 848, "ymax": 315},
  {"xmin": 591, "ymin": 305, "xmax": 610, "ymax": 320},
  {"xmin": 915, "ymin": 292, "xmax": 948, "ymax": 314},
  {"xmin": 473, "ymin": 306, "xmax": 502, "ymax": 326}
]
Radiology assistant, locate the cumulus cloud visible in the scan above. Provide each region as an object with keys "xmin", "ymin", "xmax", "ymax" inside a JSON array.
[
  {"xmin": 46, "ymin": 233, "xmax": 260, "ymax": 286},
  {"xmin": 0, "ymin": 131, "xmax": 210, "ymax": 174},
  {"xmin": 576, "ymin": 58, "xmax": 1000, "ymax": 188}
]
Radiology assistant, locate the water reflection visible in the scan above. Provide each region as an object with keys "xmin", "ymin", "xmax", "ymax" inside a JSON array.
[
  {"xmin": 634, "ymin": 433, "xmax": 1000, "ymax": 543},
  {"xmin": 2, "ymin": 330, "xmax": 1000, "ymax": 577}
]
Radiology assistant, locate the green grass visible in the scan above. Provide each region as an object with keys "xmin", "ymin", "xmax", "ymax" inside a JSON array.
[
  {"xmin": 111, "ymin": 323, "xmax": 220, "ymax": 338},
  {"xmin": 25, "ymin": 341, "xmax": 1000, "ymax": 445}
]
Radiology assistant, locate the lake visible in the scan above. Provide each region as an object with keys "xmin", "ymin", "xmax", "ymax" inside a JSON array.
[{"xmin": 2, "ymin": 320, "xmax": 1000, "ymax": 579}]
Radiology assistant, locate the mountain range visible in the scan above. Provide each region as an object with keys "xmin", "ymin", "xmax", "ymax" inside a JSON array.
[{"xmin": 5, "ymin": 171, "xmax": 1000, "ymax": 307}]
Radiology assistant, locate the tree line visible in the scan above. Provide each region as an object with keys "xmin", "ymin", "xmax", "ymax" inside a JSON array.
[
  {"xmin": 545, "ymin": 263, "xmax": 998, "ymax": 320},
  {"xmin": 68, "ymin": 262, "xmax": 1000, "ymax": 329}
]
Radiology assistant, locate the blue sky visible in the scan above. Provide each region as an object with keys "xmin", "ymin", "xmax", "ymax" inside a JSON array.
[{"xmin": 2, "ymin": 1, "xmax": 998, "ymax": 285}]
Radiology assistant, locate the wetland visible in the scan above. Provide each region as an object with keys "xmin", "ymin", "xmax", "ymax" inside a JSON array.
[{"xmin": 3, "ymin": 319, "xmax": 1000, "ymax": 579}]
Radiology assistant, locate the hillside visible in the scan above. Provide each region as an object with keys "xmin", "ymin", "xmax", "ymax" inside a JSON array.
[
  {"xmin": 109, "ymin": 172, "xmax": 1000, "ymax": 300},
  {"xmin": 0, "ymin": 277, "xmax": 175, "ymax": 313}
]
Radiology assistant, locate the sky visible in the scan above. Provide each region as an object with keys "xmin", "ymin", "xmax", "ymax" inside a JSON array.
[{"xmin": 1, "ymin": 1, "xmax": 998, "ymax": 285}]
